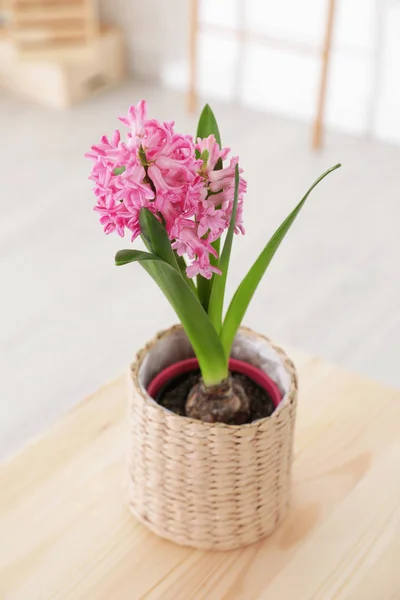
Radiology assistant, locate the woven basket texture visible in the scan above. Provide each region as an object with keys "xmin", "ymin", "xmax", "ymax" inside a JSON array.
[{"xmin": 128, "ymin": 325, "xmax": 298, "ymax": 550}]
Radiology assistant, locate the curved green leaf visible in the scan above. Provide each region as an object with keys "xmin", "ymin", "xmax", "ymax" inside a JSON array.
[
  {"xmin": 221, "ymin": 163, "xmax": 342, "ymax": 356},
  {"xmin": 208, "ymin": 164, "xmax": 239, "ymax": 335},
  {"xmin": 115, "ymin": 249, "xmax": 228, "ymax": 385},
  {"xmin": 138, "ymin": 208, "xmax": 197, "ymax": 296},
  {"xmin": 196, "ymin": 104, "xmax": 223, "ymax": 310},
  {"xmin": 139, "ymin": 208, "xmax": 178, "ymax": 269},
  {"xmin": 115, "ymin": 249, "xmax": 159, "ymax": 266}
]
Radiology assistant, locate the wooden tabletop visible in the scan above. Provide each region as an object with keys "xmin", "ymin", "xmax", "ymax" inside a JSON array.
[{"xmin": 1, "ymin": 349, "xmax": 400, "ymax": 600}]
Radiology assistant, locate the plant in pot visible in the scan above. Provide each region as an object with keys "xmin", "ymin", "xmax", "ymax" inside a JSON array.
[{"xmin": 86, "ymin": 100, "xmax": 340, "ymax": 550}]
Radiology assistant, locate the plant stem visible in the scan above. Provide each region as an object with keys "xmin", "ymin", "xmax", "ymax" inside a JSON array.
[
  {"xmin": 175, "ymin": 252, "xmax": 198, "ymax": 296},
  {"xmin": 197, "ymin": 237, "xmax": 220, "ymax": 312}
]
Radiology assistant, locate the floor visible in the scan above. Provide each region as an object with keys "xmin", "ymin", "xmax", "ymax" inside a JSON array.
[{"xmin": 1, "ymin": 80, "xmax": 399, "ymax": 461}]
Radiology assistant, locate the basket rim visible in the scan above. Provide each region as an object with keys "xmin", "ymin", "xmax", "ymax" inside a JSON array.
[{"xmin": 130, "ymin": 324, "xmax": 298, "ymax": 431}]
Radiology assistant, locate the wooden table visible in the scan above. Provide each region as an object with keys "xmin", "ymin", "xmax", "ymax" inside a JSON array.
[{"xmin": 1, "ymin": 349, "xmax": 400, "ymax": 600}]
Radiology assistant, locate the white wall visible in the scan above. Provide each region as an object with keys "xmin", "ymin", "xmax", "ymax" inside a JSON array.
[
  {"xmin": 99, "ymin": 0, "xmax": 189, "ymax": 81},
  {"xmin": 101, "ymin": 0, "xmax": 400, "ymax": 145}
]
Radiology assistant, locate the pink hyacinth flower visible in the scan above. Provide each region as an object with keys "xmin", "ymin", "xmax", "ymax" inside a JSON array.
[
  {"xmin": 86, "ymin": 100, "xmax": 247, "ymax": 279},
  {"xmin": 197, "ymin": 206, "xmax": 227, "ymax": 238},
  {"xmin": 118, "ymin": 100, "xmax": 147, "ymax": 139},
  {"xmin": 196, "ymin": 134, "xmax": 230, "ymax": 176}
]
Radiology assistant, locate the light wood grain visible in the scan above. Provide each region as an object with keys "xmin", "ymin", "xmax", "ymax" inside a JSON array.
[
  {"xmin": 0, "ymin": 25, "xmax": 124, "ymax": 108},
  {"xmin": 9, "ymin": 0, "xmax": 98, "ymax": 51},
  {"xmin": 312, "ymin": 0, "xmax": 336, "ymax": 150},
  {"xmin": 1, "ymin": 350, "xmax": 399, "ymax": 600}
]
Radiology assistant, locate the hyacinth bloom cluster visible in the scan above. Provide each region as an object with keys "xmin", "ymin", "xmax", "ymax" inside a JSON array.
[{"xmin": 86, "ymin": 100, "xmax": 246, "ymax": 279}]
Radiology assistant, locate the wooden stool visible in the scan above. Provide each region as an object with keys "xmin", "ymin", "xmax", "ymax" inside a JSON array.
[{"xmin": 9, "ymin": 0, "xmax": 99, "ymax": 57}]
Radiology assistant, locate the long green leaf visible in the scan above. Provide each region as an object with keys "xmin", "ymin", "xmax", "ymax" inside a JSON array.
[
  {"xmin": 139, "ymin": 206, "xmax": 198, "ymax": 295},
  {"xmin": 115, "ymin": 249, "xmax": 159, "ymax": 265},
  {"xmin": 196, "ymin": 104, "xmax": 223, "ymax": 310},
  {"xmin": 208, "ymin": 164, "xmax": 240, "ymax": 334},
  {"xmin": 115, "ymin": 249, "xmax": 228, "ymax": 385},
  {"xmin": 196, "ymin": 103, "xmax": 222, "ymax": 150},
  {"xmin": 221, "ymin": 163, "xmax": 342, "ymax": 356},
  {"xmin": 139, "ymin": 208, "xmax": 178, "ymax": 269}
]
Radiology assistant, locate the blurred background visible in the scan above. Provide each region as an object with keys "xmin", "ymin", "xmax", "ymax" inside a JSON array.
[{"xmin": 1, "ymin": 0, "xmax": 399, "ymax": 460}]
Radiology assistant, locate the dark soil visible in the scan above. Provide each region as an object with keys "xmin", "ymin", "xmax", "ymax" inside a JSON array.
[{"xmin": 155, "ymin": 370, "xmax": 276, "ymax": 424}]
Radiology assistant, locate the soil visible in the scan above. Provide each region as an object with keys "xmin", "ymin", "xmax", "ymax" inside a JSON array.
[{"xmin": 155, "ymin": 369, "xmax": 276, "ymax": 424}]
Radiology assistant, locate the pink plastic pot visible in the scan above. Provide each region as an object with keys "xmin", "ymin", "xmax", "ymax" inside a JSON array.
[{"xmin": 147, "ymin": 357, "xmax": 282, "ymax": 408}]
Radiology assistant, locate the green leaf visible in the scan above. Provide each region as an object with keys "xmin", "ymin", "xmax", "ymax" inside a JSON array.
[
  {"xmin": 115, "ymin": 249, "xmax": 228, "ymax": 385},
  {"xmin": 208, "ymin": 164, "xmax": 240, "ymax": 334},
  {"xmin": 139, "ymin": 208, "xmax": 178, "ymax": 269},
  {"xmin": 138, "ymin": 207, "xmax": 198, "ymax": 296},
  {"xmin": 195, "ymin": 104, "xmax": 223, "ymax": 309},
  {"xmin": 115, "ymin": 249, "xmax": 159, "ymax": 265},
  {"xmin": 196, "ymin": 104, "xmax": 222, "ymax": 150},
  {"xmin": 221, "ymin": 163, "xmax": 342, "ymax": 357}
]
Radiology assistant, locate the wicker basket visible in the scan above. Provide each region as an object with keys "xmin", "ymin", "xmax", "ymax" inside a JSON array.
[{"xmin": 128, "ymin": 325, "xmax": 298, "ymax": 551}]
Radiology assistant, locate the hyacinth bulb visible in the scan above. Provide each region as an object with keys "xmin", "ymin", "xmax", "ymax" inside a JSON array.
[{"xmin": 185, "ymin": 376, "xmax": 250, "ymax": 424}]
